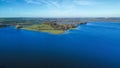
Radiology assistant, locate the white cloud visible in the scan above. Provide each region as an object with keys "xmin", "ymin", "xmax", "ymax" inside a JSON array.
[
  {"xmin": 24, "ymin": 0, "xmax": 98, "ymax": 8},
  {"xmin": 25, "ymin": 0, "xmax": 42, "ymax": 4},
  {"xmin": 73, "ymin": 0, "xmax": 98, "ymax": 6},
  {"xmin": 25, "ymin": 0, "xmax": 61, "ymax": 8},
  {"xmin": 1, "ymin": 0, "xmax": 17, "ymax": 3},
  {"xmin": 24, "ymin": 0, "xmax": 102, "ymax": 17}
]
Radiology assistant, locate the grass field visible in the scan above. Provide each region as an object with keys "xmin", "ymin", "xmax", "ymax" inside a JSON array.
[{"xmin": 24, "ymin": 24, "xmax": 65, "ymax": 34}]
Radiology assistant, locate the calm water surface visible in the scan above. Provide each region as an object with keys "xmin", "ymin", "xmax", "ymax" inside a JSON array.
[{"xmin": 0, "ymin": 22, "xmax": 120, "ymax": 68}]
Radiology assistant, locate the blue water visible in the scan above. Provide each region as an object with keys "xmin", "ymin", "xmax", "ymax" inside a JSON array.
[{"xmin": 0, "ymin": 22, "xmax": 120, "ymax": 68}]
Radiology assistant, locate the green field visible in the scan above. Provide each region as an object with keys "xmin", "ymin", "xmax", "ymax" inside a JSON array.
[{"xmin": 24, "ymin": 24, "xmax": 65, "ymax": 34}]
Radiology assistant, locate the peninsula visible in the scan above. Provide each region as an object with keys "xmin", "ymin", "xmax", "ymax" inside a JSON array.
[{"xmin": 23, "ymin": 22, "xmax": 82, "ymax": 34}]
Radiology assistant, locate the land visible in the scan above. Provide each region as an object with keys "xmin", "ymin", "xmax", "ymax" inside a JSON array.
[
  {"xmin": 24, "ymin": 24, "xmax": 64, "ymax": 34},
  {"xmin": 24, "ymin": 22, "xmax": 79, "ymax": 34},
  {"xmin": 0, "ymin": 17, "xmax": 120, "ymax": 34}
]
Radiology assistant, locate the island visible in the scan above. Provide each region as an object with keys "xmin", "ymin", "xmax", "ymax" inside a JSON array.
[{"xmin": 23, "ymin": 22, "xmax": 80, "ymax": 34}]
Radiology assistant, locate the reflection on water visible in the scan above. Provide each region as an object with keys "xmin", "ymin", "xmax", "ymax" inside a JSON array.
[{"xmin": 0, "ymin": 22, "xmax": 120, "ymax": 68}]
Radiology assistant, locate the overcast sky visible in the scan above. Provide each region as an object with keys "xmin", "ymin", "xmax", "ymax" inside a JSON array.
[{"xmin": 0, "ymin": 0, "xmax": 120, "ymax": 17}]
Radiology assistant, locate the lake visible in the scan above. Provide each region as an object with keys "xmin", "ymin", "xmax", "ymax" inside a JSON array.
[{"xmin": 0, "ymin": 22, "xmax": 120, "ymax": 68}]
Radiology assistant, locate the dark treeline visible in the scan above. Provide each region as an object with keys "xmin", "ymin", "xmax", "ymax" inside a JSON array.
[
  {"xmin": 0, "ymin": 17, "xmax": 120, "ymax": 28},
  {"xmin": 0, "ymin": 18, "xmax": 87, "ymax": 27}
]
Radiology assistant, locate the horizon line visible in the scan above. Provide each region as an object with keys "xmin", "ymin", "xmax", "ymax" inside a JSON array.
[{"xmin": 0, "ymin": 17, "xmax": 120, "ymax": 18}]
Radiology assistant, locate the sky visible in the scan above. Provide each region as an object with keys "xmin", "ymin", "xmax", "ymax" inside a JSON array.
[{"xmin": 0, "ymin": 0, "xmax": 120, "ymax": 17}]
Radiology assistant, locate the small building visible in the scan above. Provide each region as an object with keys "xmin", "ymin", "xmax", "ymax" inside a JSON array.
[{"xmin": 16, "ymin": 24, "xmax": 23, "ymax": 29}]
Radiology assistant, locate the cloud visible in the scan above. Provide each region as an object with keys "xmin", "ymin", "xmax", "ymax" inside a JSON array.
[
  {"xmin": 23, "ymin": 0, "xmax": 100, "ymax": 17},
  {"xmin": 25, "ymin": 0, "xmax": 60, "ymax": 8},
  {"xmin": 24, "ymin": 0, "xmax": 98, "ymax": 8},
  {"xmin": 73, "ymin": 0, "xmax": 98, "ymax": 6},
  {"xmin": 1, "ymin": 0, "xmax": 14, "ymax": 2},
  {"xmin": 23, "ymin": 0, "xmax": 101, "ymax": 17}
]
